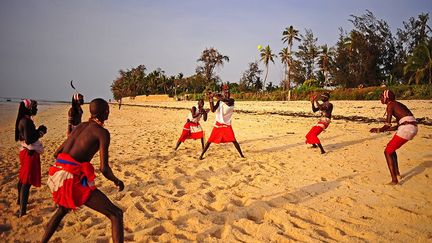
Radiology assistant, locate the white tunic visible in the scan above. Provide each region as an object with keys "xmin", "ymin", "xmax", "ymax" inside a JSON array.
[{"xmin": 215, "ymin": 101, "xmax": 234, "ymax": 125}]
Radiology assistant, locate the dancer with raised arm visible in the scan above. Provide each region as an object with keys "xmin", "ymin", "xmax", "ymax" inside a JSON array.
[
  {"xmin": 199, "ymin": 84, "xmax": 245, "ymax": 160},
  {"xmin": 67, "ymin": 93, "xmax": 84, "ymax": 136},
  {"xmin": 305, "ymin": 92, "xmax": 333, "ymax": 154}
]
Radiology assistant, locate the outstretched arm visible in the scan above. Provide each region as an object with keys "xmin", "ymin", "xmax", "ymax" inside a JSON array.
[
  {"xmin": 370, "ymin": 104, "xmax": 396, "ymax": 133},
  {"xmin": 202, "ymin": 108, "xmax": 208, "ymax": 121},
  {"xmin": 311, "ymin": 100, "xmax": 320, "ymax": 113},
  {"xmin": 99, "ymin": 130, "xmax": 124, "ymax": 191}
]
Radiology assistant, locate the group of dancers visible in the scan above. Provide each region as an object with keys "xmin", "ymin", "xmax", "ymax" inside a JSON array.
[
  {"xmin": 14, "ymin": 86, "xmax": 418, "ymax": 242},
  {"xmin": 175, "ymin": 84, "xmax": 245, "ymax": 160}
]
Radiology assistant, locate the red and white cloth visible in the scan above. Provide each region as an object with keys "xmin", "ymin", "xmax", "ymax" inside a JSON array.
[
  {"xmin": 385, "ymin": 116, "xmax": 418, "ymax": 154},
  {"xmin": 395, "ymin": 116, "xmax": 417, "ymax": 140},
  {"xmin": 178, "ymin": 109, "xmax": 204, "ymax": 142},
  {"xmin": 47, "ymin": 153, "xmax": 96, "ymax": 209},
  {"xmin": 20, "ymin": 140, "xmax": 44, "ymax": 154},
  {"xmin": 178, "ymin": 121, "xmax": 204, "ymax": 142},
  {"xmin": 305, "ymin": 117, "xmax": 331, "ymax": 144},
  {"xmin": 208, "ymin": 102, "xmax": 236, "ymax": 143}
]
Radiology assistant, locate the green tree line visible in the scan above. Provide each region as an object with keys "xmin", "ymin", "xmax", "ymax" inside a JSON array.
[{"xmin": 111, "ymin": 11, "xmax": 431, "ymax": 100}]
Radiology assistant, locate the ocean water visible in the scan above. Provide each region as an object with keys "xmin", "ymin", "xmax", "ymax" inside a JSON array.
[{"xmin": 0, "ymin": 100, "xmax": 69, "ymax": 125}]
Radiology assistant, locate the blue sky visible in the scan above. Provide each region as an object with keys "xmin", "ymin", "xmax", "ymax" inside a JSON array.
[{"xmin": 0, "ymin": 0, "xmax": 430, "ymax": 101}]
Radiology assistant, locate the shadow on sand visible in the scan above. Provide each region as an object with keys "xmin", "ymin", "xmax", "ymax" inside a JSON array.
[
  {"xmin": 399, "ymin": 160, "xmax": 432, "ymax": 185},
  {"xmin": 174, "ymin": 174, "xmax": 356, "ymax": 226},
  {"xmin": 325, "ymin": 133, "xmax": 387, "ymax": 151}
]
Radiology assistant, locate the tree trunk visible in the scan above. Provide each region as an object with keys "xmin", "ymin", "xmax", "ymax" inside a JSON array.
[
  {"xmin": 288, "ymin": 66, "xmax": 291, "ymax": 91},
  {"xmin": 263, "ymin": 66, "xmax": 268, "ymax": 91}
]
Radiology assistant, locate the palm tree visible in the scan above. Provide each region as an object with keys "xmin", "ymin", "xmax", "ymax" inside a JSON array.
[
  {"xmin": 404, "ymin": 40, "xmax": 432, "ymax": 84},
  {"xmin": 174, "ymin": 72, "xmax": 183, "ymax": 97},
  {"xmin": 260, "ymin": 45, "xmax": 276, "ymax": 90},
  {"xmin": 196, "ymin": 48, "xmax": 229, "ymax": 90},
  {"xmin": 318, "ymin": 44, "xmax": 334, "ymax": 86},
  {"xmin": 282, "ymin": 26, "xmax": 300, "ymax": 91},
  {"xmin": 279, "ymin": 48, "xmax": 292, "ymax": 90}
]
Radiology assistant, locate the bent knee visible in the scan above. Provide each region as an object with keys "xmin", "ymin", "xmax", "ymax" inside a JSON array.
[
  {"xmin": 384, "ymin": 147, "xmax": 395, "ymax": 155},
  {"xmin": 110, "ymin": 206, "xmax": 123, "ymax": 220}
]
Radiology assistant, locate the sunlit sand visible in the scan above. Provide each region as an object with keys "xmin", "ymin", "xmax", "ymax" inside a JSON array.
[{"xmin": 1, "ymin": 100, "xmax": 431, "ymax": 242}]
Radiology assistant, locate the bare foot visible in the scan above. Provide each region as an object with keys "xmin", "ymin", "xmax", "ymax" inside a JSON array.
[
  {"xmin": 199, "ymin": 156, "xmax": 204, "ymax": 160},
  {"xmin": 18, "ymin": 211, "xmax": 27, "ymax": 218},
  {"xmin": 387, "ymin": 181, "xmax": 399, "ymax": 185}
]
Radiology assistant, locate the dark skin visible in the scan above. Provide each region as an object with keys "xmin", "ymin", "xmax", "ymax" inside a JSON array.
[
  {"xmin": 310, "ymin": 94, "xmax": 333, "ymax": 154},
  {"xmin": 67, "ymin": 95, "xmax": 84, "ymax": 136},
  {"xmin": 175, "ymin": 100, "xmax": 209, "ymax": 150},
  {"xmin": 42, "ymin": 100, "xmax": 125, "ymax": 243},
  {"xmin": 17, "ymin": 102, "xmax": 47, "ymax": 217},
  {"xmin": 370, "ymin": 94, "xmax": 414, "ymax": 185},
  {"xmin": 199, "ymin": 90, "xmax": 245, "ymax": 160}
]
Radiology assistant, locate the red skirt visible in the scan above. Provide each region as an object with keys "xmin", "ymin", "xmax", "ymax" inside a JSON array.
[
  {"xmin": 47, "ymin": 153, "xmax": 96, "ymax": 209},
  {"xmin": 385, "ymin": 134, "xmax": 408, "ymax": 154},
  {"xmin": 178, "ymin": 121, "xmax": 204, "ymax": 142},
  {"xmin": 19, "ymin": 149, "xmax": 41, "ymax": 187},
  {"xmin": 207, "ymin": 122, "xmax": 236, "ymax": 144},
  {"xmin": 305, "ymin": 126, "xmax": 324, "ymax": 144}
]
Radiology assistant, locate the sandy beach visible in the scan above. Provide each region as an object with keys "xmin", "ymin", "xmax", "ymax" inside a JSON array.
[{"xmin": 1, "ymin": 100, "xmax": 431, "ymax": 242}]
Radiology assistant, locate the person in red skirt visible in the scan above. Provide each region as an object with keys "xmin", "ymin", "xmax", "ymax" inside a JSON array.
[
  {"xmin": 175, "ymin": 99, "xmax": 209, "ymax": 150},
  {"xmin": 43, "ymin": 98, "xmax": 124, "ymax": 243},
  {"xmin": 305, "ymin": 92, "xmax": 333, "ymax": 154},
  {"xmin": 199, "ymin": 84, "xmax": 245, "ymax": 160},
  {"xmin": 370, "ymin": 89, "xmax": 418, "ymax": 185},
  {"xmin": 15, "ymin": 99, "xmax": 47, "ymax": 217}
]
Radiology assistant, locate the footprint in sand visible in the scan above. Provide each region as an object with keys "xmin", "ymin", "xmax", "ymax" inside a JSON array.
[
  {"xmin": 0, "ymin": 224, "xmax": 11, "ymax": 233},
  {"xmin": 150, "ymin": 225, "xmax": 167, "ymax": 236},
  {"xmin": 174, "ymin": 190, "xmax": 186, "ymax": 197},
  {"xmin": 174, "ymin": 166, "xmax": 186, "ymax": 175},
  {"xmin": 205, "ymin": 191, "xmax": 216, "ymax": 203},
  {"xmin": 130, "ymin": 191, "xmax": 144, "ymax": 198},
  {"xmin": 230, "ymin": 198, "xmax": 244, "ymax": 207}
]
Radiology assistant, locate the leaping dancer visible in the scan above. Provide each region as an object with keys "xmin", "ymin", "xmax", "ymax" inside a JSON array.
[
  {"xmin": 370, "ymin": 89, "xmax": 418, "ymax": 185},
  {"xmin": 305, "ymin": 92, "xmax": 333, "ymax": 154}
]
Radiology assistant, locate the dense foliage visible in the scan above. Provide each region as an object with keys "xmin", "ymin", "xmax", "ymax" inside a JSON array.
[{"xmin": 111, "ymin": 11, "xmax": 431, "ymax": 100}]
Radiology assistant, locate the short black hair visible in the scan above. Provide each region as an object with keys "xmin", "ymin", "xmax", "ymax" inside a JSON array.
[{"xmin": 89, "ymin": 98, "xmax": 108, "ymax": 120}]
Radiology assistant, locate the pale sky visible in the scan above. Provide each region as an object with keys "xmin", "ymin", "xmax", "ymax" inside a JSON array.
[{"xmin": 0, "ymin": 0, "xmax": 430, "ymax": 101}]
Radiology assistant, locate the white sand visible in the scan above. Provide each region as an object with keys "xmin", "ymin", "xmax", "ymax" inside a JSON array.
[{"xmin": 0, "ymin": 100, "xmax": 431, "ymax": 242}]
